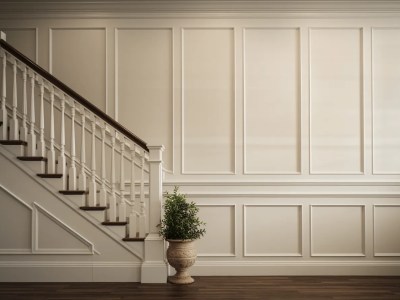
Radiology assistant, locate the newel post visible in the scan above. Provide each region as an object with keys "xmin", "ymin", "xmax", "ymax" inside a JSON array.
[{"xmin": 141, "ymin": 144, "xmax": 167, "ymax": 283}]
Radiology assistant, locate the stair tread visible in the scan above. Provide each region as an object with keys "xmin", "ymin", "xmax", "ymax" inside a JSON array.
[
  {"xmin": 102, "ymin": 221, "xmax": 128, "ymax": 226},
  {"xmin": 59, "ymin": 190, "xmax": 86, "ymax": 195},
  {"xmin": 17, "ymin": 156, "xmax": 47, "ymax": 161},
  {"xmin": 0, "ymin": 140, "xmax": 27, "ymax": 146},
  {"xmin": 37, "ymin": 173, "xmax": 63, "ymax": 178},
  {"xmin": 122, "ymin": 237, "xmax": 146, "ymax": 242},
  {"xmin": 80, "ymin": 206, "xmax": 107, "ymax": 211}
]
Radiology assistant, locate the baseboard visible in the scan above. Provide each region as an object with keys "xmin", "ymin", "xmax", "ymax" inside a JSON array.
[
  {"xmin": 0, "ymin": 261, "xmax": 141, "ymax": 282},
  {"xmin": 191, "ymin": 261, "xmax": 400, "ymax": 276}
]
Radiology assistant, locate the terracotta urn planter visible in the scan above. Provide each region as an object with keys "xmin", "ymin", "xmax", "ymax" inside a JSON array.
[{"xmin": 166, "ymin": 239, "xmax": 197, "ymax": 284}]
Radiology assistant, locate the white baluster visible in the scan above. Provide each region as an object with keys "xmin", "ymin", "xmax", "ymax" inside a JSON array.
[
  {"xmin": 27, "ymin": 72, "xmax": 36, "ymax": 156},
  {"xmin": 138, "ymin": 150, "xmax": 146, "ymax": 237},
  {"xmin": 1, "ymin": 51, "xmax": 7, "ymax": 140},
  {"xmin": 108, "ymin": 130, "xmax": 117, "ymax": 221},
  {"xmin": 68, "ymin": 101, "xmax": 77, "ymax": 190},
  {"xmin": 78, "ymin": 108, "xmax": 86, "ymax": 190},
  {"xmin": 88, "ymin": 115, "xmax": 97, "ymax": 206},
  {"xmin": 130, "ymin": 144, "xmax": 137, "ymax": 211},
  {"xmin": 47, "ymin": 88, "xmax": 56, "ymax": 173},
  {"xmin": 128, "ymin": 144, "xmax": 138, "ymax": 238},
  {"xmin": 99, "ymin": 123, "xmax": 107, "ymax": 207},
  {"xmin": 37, "ymin": 80, "xmax": 45, "ymax": 157},
  {"xmin": 20, "ymin": 67, "xmax": 28, "ymax": 142},
  {"xmin": 128, "ymin": 212, "xmax": 138, "ymax": 238},
  {"xmin": 9, "ymin": 59, "xmax": 18, "ymax": 140},
  {"xmin": 118, "ymin": 137, "xmax": 126, "ymax": 222},
  {"xmin": 58, "ymin": 95, "xmax": 67, "ymax": 189}
]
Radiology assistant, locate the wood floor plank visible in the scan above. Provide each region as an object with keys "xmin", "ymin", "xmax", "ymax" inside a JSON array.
[{"xmin": 0, "ymin": 277, "xmax": 399, "ymax": 300}]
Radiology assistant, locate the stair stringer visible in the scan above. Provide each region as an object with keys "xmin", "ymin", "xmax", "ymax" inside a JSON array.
[{"xmin": 0, "ymin": 146, "xmax": 145, "ymax": 282}]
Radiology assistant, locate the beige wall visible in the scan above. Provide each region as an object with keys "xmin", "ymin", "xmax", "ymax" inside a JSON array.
[{"xmin": 1, "ymin": 10, "xmax": 400, "ymax": 275}]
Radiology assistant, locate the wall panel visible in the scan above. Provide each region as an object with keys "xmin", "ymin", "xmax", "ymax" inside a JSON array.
[
  {"xmin": 372, "ymin": 28, "xmax": 400, "ymax": 174},
  {"xmin": 244, "ymin": 205, "xmax": 302, "ymax": 256},
  {"xmin": 182, "ymin": 28, "xmax": 235, "ymax": 174},
  {"xmin": 196, "ymin": 204, "xmax": 235, "ymax": 256},
  {"xmin": 311, "ymin": 205, "xmax": 365, "ymax": 256},
  {"xmin": 244, "ymin": 28, "xmax": 300, "ymax": 174},
  {"xmin": 50, "ymin": 28, "xmax": 106, "ymax": 111},
  {"xmin": 0, "ymin": 28, "xmax": 37, "ymax": 62},
  {"xmin": 374, "ymin": 205, "xmax": 400, "ymax": 256},
  {"xmin": 116, "ymin": 28, "xmax": 173, "ymax": 171},
  {"xmin": 309, "ymin": 28, "xmax": 363, "ymax": 174}
]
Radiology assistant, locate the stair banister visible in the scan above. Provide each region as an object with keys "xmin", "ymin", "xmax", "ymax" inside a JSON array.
[{"xmin": 0, "ymin": 32, "xmax": 168, "ymax": 283}]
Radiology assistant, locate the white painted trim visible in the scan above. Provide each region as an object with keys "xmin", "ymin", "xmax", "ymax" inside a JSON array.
[
  {"xmin": 163, "ymin": 180, "xmax": 400, "ymax": 186},
  {"xmin": 370, "ymin": 27, "xmax": 400, "ymax": 175},
  {"xmin": 114, "ymin": 27, "xmax": 174, "ymax": 173},
  {"xmin": 0, "ymin": 184, "xmax": 33, "ymax": 211},
  {"xmin": 181, "ymin": 192, "xmax": 400, "ymax": 198},
  {"xmin": 0, "ymin": 27, "xmax": 38, "ymax": 63},
  {"xmin": 48, "ymin": 27, "xmax": 108, "ymax": 111},
  {"xmin": 181, "ymin": 27, "xmax": 236, "ymax": 175},
  {"xmin": 242, "ymin": 27, "xmax": 302, "ymax": 175},
  {"xmin": 192, "ymin": 260, "xmax": 400, "ymax": 276},
  {"xmin": 373, "ymin": 204, "xmax": 400, "ymax": 257},
  {"xmin": 196, "ymin": 204, "xmax": 236, "ymax": 257},
  {"xmin": 32, "ymin": 202, "xmax": 97, "ymax": 255},
  {"xmin": 308, "ymin": 27, "xmax": 365, "ymax": 175},
  {"xmin": 310, "ymin": 204, "xmax": 366, "ymax": 257},
  {"xmin": 243, "ymin": 204, "xmax": 303, "ymax": 257},
  {"xmin": 2, "ymin": 1, "xmax": 400, "ymax": 18},
  {"xmin": 0, "ymin": 31, "xmax": 5, "ymax": 40},
  {"xmin": 0, "ymin": 147, "xmax": 143, "ymax": 259}
]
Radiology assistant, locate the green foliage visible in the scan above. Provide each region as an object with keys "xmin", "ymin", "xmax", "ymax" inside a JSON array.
[{"xmin": 159, "ymin": 186, "xmax": 206, "ymax": 240}]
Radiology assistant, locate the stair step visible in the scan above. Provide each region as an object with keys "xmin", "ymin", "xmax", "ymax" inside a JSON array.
[
  {"xmin": 17, "ymin": 156, "xmax": 47, "ymax": 162},
  {"xmin": 37, "ymin": 173, "xmax": 63, "ymax": 178},
  {"xmin": 80, "ymin": 206, "xmax": 107, "ymax": 211},
  {"xmin": 102, "ymin": 221, "xmax": 128, "ymax": 226},
  {"xmin": 122, "ymin": 237, "xmax": 146, "ymax": 242},
  {"xmin": 59, "ymin": 190, "xmax": 86, "ymax": 195},
  {"xmin": 0, "ymin": 140, "xmax": 27, "ymax": 146}
]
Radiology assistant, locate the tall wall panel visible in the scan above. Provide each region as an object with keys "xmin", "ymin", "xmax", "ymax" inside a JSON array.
[
  {"xmin": 182, "ymin": 28, "xmax": 235, "ymax": 174},
  {"xmin": 244, "ymin": 28, "xmax": 300, "ymax": 174},
  {"xmin": 116, "ymin": 28, "xmax": 173, "ymax": 171},
  {"xmin": 372, "ymin": 28, "xmax": 400, "ymax": 174},
  {"xmin": 309, "ymin": 28, "xmax": 363, "ymax": 174},
  {"xmin": 50, "ymin": 28, "xmax": 106, "ymax": 111}
]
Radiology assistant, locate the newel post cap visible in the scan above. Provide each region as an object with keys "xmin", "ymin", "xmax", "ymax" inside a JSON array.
[
  {"xmin": 0, "ymin": 31, "xmax": 6, "ymax": 41},
  {"xmin": 147, "ymin": 145, "xmax": 165, "ymax": 162}
]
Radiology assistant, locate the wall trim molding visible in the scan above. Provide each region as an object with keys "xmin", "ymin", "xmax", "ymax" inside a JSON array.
[
  {"xmin": 192, "ymin": 260, "xmax": 400, "ymax": 275},
  {"xmin": 0, "ymin": 147, "xmax": 143, "ymax": 259},
  {"xmin": 2, "ymin": 1, "xmax": 400, "ymax": 19}
]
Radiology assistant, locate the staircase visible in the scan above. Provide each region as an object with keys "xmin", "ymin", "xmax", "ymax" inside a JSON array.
[{"xmin": 0, "ymin": 32, "xmax": 167, "ymax": 283}]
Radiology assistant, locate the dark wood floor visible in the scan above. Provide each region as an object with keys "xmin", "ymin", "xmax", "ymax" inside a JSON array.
[{"xmin": 0, "ymin": 276, "xmax": 399, "ymax": 300}]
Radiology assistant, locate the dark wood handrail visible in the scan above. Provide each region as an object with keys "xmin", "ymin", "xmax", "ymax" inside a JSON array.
[{"xmin": 0, "ymin": 39, "xmax": 149, "ymax": 152}]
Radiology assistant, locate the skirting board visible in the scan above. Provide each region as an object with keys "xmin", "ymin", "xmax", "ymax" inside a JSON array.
[
  {"xmin": 191, "ymin": 261, "xmax": 400, "ymax": 276},
  {"xmin": 0, "ymin": 261, "xmax": 141, "ymax": 282}
]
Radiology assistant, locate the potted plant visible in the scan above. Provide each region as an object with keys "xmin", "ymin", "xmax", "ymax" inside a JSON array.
[{"xmin": 159, "ymin": 186, "xmax": 206, "ymax": 284}]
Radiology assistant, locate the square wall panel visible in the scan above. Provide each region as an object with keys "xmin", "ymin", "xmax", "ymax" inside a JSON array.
[
  {"xmin": 244, "ymin": 205, "xmax": 302, "ymax": 256},
  {"xmin": 311, "ymin": 205, "xmax": 365, "ymax": 256},
  {"xmin": 374, "ymin": 206, "xmax": 400, "ymax": 256},
  {"xmin": 196, "ymin": 205, "xmax": 235, "ymax": 256}
]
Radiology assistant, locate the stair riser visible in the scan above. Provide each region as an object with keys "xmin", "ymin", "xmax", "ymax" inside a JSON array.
[
  {"xmin": 1, "ymin": 144, "xmax": 25, "ymax": 157},
  {"xmin": 41, "ymin": 177, "xmax": 65, "ymax": 191},
  {"xmin": 22, "ymin": 161, "xmax": 46, "ymax": 174},
  {"xmin": 63, "ymin": 194, "xmax": 86, "ymax": 207},
  {"xmin": 107, "ymin": 226, "xmax": 127, "ymax": 239},
  {"xmin": 87, "ymin": 210, "xmax": 106, "ymax": 223}
]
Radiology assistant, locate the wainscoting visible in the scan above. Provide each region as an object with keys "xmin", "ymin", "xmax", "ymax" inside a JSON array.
[{"xmin": 1, "ymin": 2, "xmax": 400, "ymax": 276}]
